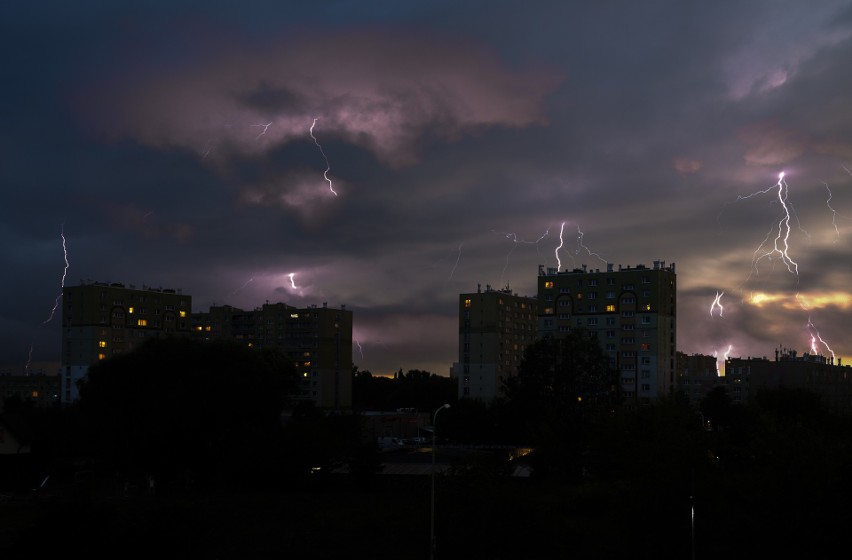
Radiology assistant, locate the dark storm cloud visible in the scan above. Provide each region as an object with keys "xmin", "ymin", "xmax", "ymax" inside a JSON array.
[{"xmin": 3, "ymin": 1, "xmax": 852, "ymax": 375}]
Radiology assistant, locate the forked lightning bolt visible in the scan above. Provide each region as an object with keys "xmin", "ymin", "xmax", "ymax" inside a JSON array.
[
  {"xmin": 43, "ymin": 224, "xmax": 69, "ymax": 324},
  {"xmin": 743, "ymin": 172, "xmax": 799, "ymax": 278},
  {"xmin": 710, "ymin": 291, "xmax": 724, "ymax": 317},
  {"xmin": 252, "ymin": 122, "xmax": 272, "ymax": 139},
  {"xmin": 310, "ymin": 118, "xmax": 337, "ymax": 196},
  {"xmin": 575, "ymin": 224, "xmax": 608, "ymax": 266},
  {"xmin": 494, "ymin": 227, "xmax": 549, "ymax": 286}
]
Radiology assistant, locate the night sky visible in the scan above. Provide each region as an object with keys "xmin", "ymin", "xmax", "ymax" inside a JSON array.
[{"xmin": 4, "ymin": 1, "xmax": 852, "ymax": 376}]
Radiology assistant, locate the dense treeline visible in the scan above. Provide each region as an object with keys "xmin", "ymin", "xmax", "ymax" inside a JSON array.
[{"xmin": 3, "ymin": 333, "xmax": 852, "ymax": 558}]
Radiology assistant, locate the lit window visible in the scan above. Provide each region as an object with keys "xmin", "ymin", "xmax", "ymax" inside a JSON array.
[
  {"xmin": 195, "ymin": 326, "xmax": 203, "ymax": 331},
  {"xmin": 179, "ymin": 311, "xmax": 186, "ymax": 318},
  {"xmin": 98, "ymin": 353, "xmax": 106, "ymax": 360},
  {"xmin": 291, "ymin": 313, "xmax": 300, "ymax": 318},
  {"xmin": 32, "ymin": 390, "xmax": 39, "ymax": 398},
  {"xmin": 606, "ymin": 304, "xmax": 616, "ymax": 312},
  {"xmin": 544, "ymin": 281, "xmax": 554, "ymax": 289},
  {"xmin": 205, "ymin": 325, "xmax": 211, "ymax": 331},
  {"xmin": 137, "ymin": 319, "xmax": 147, "ymax": 327},
  {"xmin": 98, "ymin": 340, "xmax": 107, "ymax": 348},
  {"xmin": 128, "ymin": 307, "xmax": 134, "ymax": 314}
]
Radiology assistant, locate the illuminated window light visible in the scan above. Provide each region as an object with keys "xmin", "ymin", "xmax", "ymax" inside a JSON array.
[
  {"xmin": 137, "ymin": 319, "xmax": 147, "ymax": 327},
  {"xmin": 98, "ymin": 340, "xmax": 107, "ymax": 348}
]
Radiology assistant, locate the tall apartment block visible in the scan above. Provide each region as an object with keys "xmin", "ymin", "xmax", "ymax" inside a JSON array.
[
  {"xmin": 61, "ymin": 281, "xmax": 192, "ymax": 404},
  {"xmin": 191, "ymin": 301, "xmax": 353, "ymax": 410},
  {"xmin": 537, "ymin": 261, "xmax": 677, "ymax": 406},
  {"xmin": 450, "ymin": 284, "xmax": 538, "ymax": 401}
]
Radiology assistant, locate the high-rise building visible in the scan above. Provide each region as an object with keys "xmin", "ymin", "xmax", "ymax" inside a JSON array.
[
  {"xmin": 537, "ymin": 260, "xmax": 677, "ymax": 406},
  {"xmin": 450, "ymin": 284, "xmax": 538, "ymax": 401},
  {"xmin": 191, "ymin": 301, "xmax": 353, "ymax": 410},
  {"xmin": 60, "ymin": 281, "xmax": 192, "ymax": 404}
]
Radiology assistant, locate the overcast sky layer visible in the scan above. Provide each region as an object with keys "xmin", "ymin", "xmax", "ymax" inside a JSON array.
[{"xmin": 3, "ymin": 1, "xmax": 852, "ymax": 375}]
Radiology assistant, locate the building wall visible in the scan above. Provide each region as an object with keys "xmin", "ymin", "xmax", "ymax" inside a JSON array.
[
  {"xmin": 676, "ymin": 352, "xmax": 721, "ymax": 409},
  {"xmin": 452, "ymin": 285, "xmax": 538, "ymax": 401},
  {"xmin": 537, "ymin": 260, "xmax": 677, "ymax": 406},
  {"xmin": 192, "ymin": 302, "xmax": 353, "ymax": 410},
  {"xmin": 60, "ymin": 282, "xmax": 192, "ymax": 404},
  {"xmin": 0, "ymin": 362, "xmax": 61, "ymax": 411},
  {"xmin": 725, "ymin": 349, "xmax": 852, "ymax": 415}
]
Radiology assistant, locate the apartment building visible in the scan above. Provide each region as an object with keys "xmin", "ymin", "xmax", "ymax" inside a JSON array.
[
  {"xmin": 725, "ymin": 348, "xmax": 852, "ymax": 415},
  {"xmin": 192, "ymin": 301, "xmax": 353, "ymax": 410},
  {"xmin": 450, "ymin": 284, "xmax": 538, "ymax": 401},
  {"xmin": 537, "ymin": 260, "xmax": 677, "ymax": 406},
  {"xmin": 60, "ymin": 281, "xmax": 192, "ymax": 404}
]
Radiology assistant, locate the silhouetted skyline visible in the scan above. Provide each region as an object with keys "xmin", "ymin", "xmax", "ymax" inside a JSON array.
[{"xmin": 3, "ymin": 1, "xmax": 852, "ymax": 375}]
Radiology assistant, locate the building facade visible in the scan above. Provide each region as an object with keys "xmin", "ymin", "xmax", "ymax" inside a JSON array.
[
  {"xmin": 60, "ymin": 281, "xmax": 192, "ymax": 404},
  {"xmin": 725, "ymin": 348, "xmax": 852, "ymax": 415},
  {"xmin": 676, "ymin": 352, "xmax": 721, "ymax": 409},
  {"xmin": 537, "ymin": 260, "xmax": 677, "ymax": 406},
  {"xmin": 0, "ymin": 362, "xmax": 61, "ymax": 411},
  {"xmin": 450, "ymin": 284, "xmax": 538, "ymax": 401},
  {"xmin": 191, "ymin": 301, "xmax": 353, "ymax": 410}
]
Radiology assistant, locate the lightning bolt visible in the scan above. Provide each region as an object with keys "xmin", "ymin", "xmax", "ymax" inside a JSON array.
[
  {"xmin": 823, "ymin": 181, "xmax": 841, "ymax": 242},
  {"xmin": 354, "ymin": 339, "xmax": 364, "ymax": 360},
  {"xmin": 724, "ymin": 172, "xmax": 842, "ymax": 362},
  {"xmin": 229, "ymin": 277, "xmax": 255, "ymax": 297},
  {"xmin": 25, "ymin": 343, "xmax": 33, "ymax": 376},
  {"xmin": 310, "ymin": 118, "xmax": 337, "ymax": 197},
  {"xmin": 710, "ymin": 291, "xmax": 724, "ymax": 317},
  {"xmin": 807, "ymin": 317, "xmax": 836, "ymax": 361},
  {"xmin": 555, "ymin": 222, "xmax": 566, "ymax": 271},
  {"xmin": 713, "ymin": 344, "xmax": 732, "ymax": 376},
  {"xmin": 445, "ymin": 243, "xmax": 463, "ymax": 286},
  {"xmin": 43, "ymin": 223, "xmax": 69, "ymax": 325},
  {"xmin": 252, "ymin": 122, "xmax": 272, "ymax": 139},
  {"xmin": 494, "ymin": 227, "xmax": 549, "ymax": 287},
  {"xmin": 743, "ymin": 172, "xmax": 799, "ymax": 279},
  {"xmin": 575, "ymin": 224, "xmax": 608, "ymax": 266},
  {"xmin": 288, "ymin": 273, "xmax": 299, "ymax": 290}
]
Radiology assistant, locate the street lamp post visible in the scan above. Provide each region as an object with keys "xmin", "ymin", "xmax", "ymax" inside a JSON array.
[{"xmin": 430, "ymin": 403, "xmax": 450, "ymax": 560}]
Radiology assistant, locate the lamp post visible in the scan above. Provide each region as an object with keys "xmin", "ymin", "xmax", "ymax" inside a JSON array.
[{"xmin": 430, "ymin": 403, "xmax": 450, "ymax": 560}]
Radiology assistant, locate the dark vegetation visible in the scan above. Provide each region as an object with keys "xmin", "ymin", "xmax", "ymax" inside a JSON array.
[{"xmin": 2, "ymin": 333, "xmax": 852, "ymax": 558}]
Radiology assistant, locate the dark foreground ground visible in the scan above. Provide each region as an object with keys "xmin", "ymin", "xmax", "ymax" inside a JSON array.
[{"xmin": 3, "ymin": 461, "xmax": 848, "ymax": 560}]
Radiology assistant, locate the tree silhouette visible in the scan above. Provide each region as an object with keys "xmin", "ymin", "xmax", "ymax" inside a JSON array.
[{"xmin": 77, "ymin": 337, "xmax": 297, "ymax": 487}]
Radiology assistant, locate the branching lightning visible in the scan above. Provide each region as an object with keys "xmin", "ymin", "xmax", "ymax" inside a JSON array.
[
  {"xmin": 43, "ymin": 223, "xmax": 69, "ymax": 325},
  {"xmin": 718, "ymin": 171, "xmax": 847, "ymax": 362},
  {"xmin": 252, "ymin": 122, "xmax": 272, "ymax": 139},
  {"xmin": 808, "ymin": 317, "xmax": 836, "ymax": 360},
  {"xmin": 745, "ymin": 172, "xmax": 799, "ymax": 278},
  {"xmin": 575, "ymin": 224, "xmax": 608, "ymax": 266},
  {"xmin": 713, "ymin": 345, "xmax": 732, "ymax": 375},
  {"xmin": 494, "ymin": 227, "xmax": 549, "ymax": 287},
  {"xmin": 310, "ymin": 118, "xmax": 337, "ymax": 197},
  {"xmin": 710, "ymin": 291, "xmax": 724, "ymax": 317}
]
